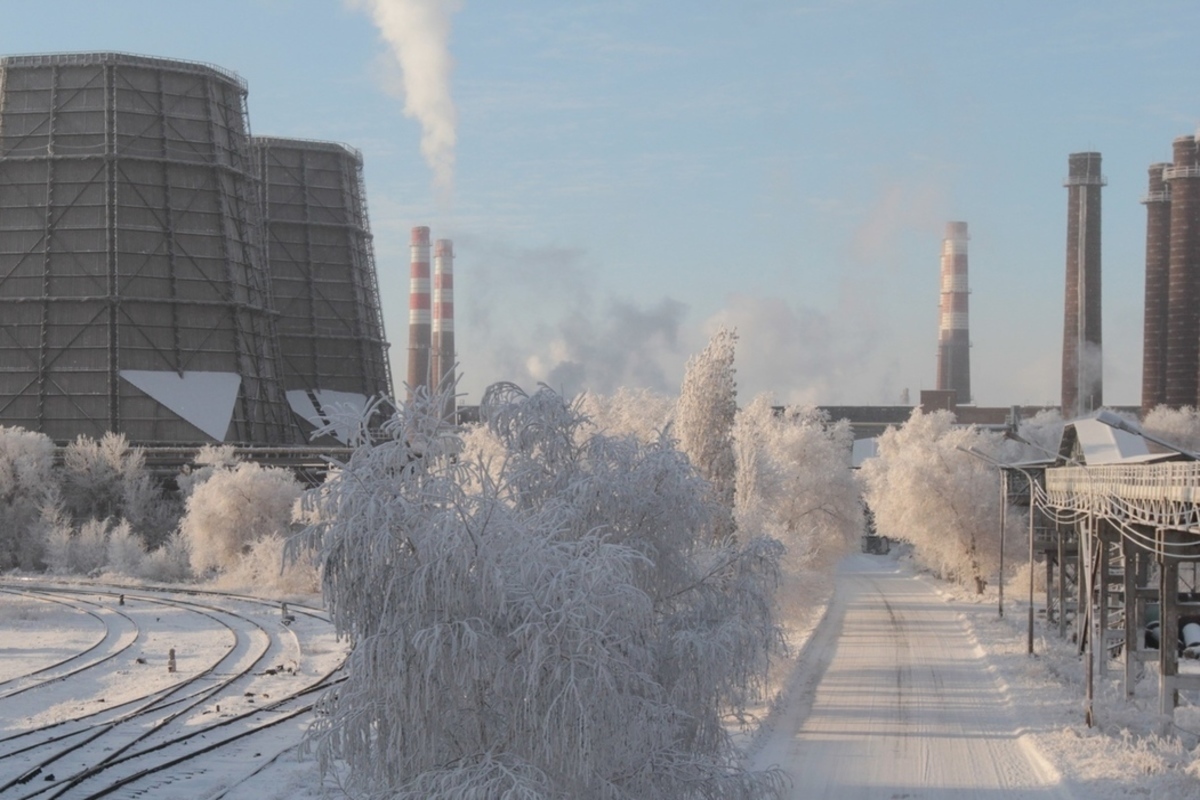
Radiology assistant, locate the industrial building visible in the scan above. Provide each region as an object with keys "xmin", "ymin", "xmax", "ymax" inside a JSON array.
[{"xmin": 0, "ymin": 52, "xmax": 391, "ymax": 447}]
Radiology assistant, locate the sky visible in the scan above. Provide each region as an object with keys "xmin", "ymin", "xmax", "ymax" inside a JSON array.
[{"xmin": 3, "ymin": 0, "xmax": 1198, "ymax": 408}]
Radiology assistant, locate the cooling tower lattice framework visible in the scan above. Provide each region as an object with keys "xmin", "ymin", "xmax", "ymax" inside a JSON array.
[
  {"xmin": 253, "ymin": 137, "xmax": 391, "ymax": 442},
  {"xmin": 0, "ymin": 52, "xmax": 295, "ymax": 445}
]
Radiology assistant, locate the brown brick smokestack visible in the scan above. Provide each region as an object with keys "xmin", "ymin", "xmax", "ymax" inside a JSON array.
[
  {"xmin": 935, "ymin": 222, "xmax": 970, "ymax": 404},
  {"xmin": 1141, "ymin": 163, "xmax": 1172, "ymax": 414},
  {"xmin": 1062, "ymin": 152, "xmax": 1104, "ymax": 419},
  {"xmin": 1165, "ymin": 137, "xmax": 1200, "ymax": 409}
]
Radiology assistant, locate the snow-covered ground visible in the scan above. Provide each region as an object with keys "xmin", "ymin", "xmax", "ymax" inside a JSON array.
[
  {"xmin": 750, "ymin": 553, "xmax": 1200, "ymax": 799},
  {"xmin": 4, "ymin": 556, "xmax": 1200, "ymax": 799}
]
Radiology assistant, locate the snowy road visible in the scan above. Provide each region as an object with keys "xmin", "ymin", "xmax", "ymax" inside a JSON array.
[{"xmin": 753, "ymin": 555, "xmax": 1072, "ymax": 800}]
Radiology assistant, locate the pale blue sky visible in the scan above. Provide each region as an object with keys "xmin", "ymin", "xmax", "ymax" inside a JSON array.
[{"xmin": 4, "ymin": 1, "xmax": 1198, "ymax": 408}]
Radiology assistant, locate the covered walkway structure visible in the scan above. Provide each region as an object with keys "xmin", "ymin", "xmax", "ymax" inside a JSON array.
[{"xmin": 1011, "ymin": 411, "xmax": 1200, "ymax": 722}]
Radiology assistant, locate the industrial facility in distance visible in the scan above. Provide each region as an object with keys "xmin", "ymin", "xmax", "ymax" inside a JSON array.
[
  {"xmin": 0, "ymin": 52, "xmax": 393, "ymax": 447},
  {"xmin": 1141, "ymin": 134, "xmax": 1200, "ymax": 414}
]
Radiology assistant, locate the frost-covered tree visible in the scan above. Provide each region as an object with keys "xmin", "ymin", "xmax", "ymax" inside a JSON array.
[
  {"xmin": 575, "ymin": 385, "xmax": 675, "ymax": 442},
  {"xmin": 733, "ymin": 395, "xmax": 862, "ymax": 586},
  {"xmin": 860, "ymin": 408, "xmax": 1003, "ymax": 591},
  {"xmin": 0, "ymin": 426, "xmax": 56, "ymax": 570},
  {"xmin": 1142, "ymin": 405, "xmax": 1200, "ymax": 454},
  {"xmin": 59, "ymin": 432, "xmax": 176, "ymax": 546},
  {"xmin": 181, "ymin": 461, "xmax": 302, "ymax": 575},
  {"xmin": 1012, "ymin": 408, "xmax": 1065, "ymax": 461},
  {"xmin": 301, "ymin": 383, "xmax": 786, "ymax": 799},
  {"xmin": 676, "ymin": 327, "xmax": 739, "ymax": 538}
]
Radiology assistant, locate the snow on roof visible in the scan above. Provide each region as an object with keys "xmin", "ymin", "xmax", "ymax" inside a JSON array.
[{"xmin": 1063, "ymin": 411, "xmax": 1186, "ymax": 466}]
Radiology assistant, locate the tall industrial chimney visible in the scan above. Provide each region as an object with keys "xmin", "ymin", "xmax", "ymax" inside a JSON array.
[
  {"xmin": 1141, "ymin": 163, "xmax": 1172, "ymax": 414},
  {"xmin": 431, "ymin": 238, "xmax": 455, "ymax": 418},
  {"xmin": 1061, "ymin": 152, "xmax": 1104, "ymax": 419},
  {"xmin": 935, "ymin": 222, "xmax": 970, "ymax": 404},
  {"xmin": 407, "ymin": 226, "xmax": 432, "ymax": 397},
  {"xmin": 1164, "ymin": 136, "xmax": 1200, "ymax": 409}
]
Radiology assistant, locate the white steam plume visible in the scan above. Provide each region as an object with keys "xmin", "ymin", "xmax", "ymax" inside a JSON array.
[{"xmin": 351, "ymin": 0, "xmax": 461, "ymax": 194}]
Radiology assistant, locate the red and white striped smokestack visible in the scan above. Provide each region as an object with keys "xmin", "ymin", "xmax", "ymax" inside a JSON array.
[
  {"xmin": 406, "ymin": 226, "xmax": 432, "ymax": 397},
  {"xmin": 935, "ymin": 222, "xmax": 970, "ymax": 404},
  {"xmin": 432, "ymin": 238, "xmax": 455, "ymax": 417}
]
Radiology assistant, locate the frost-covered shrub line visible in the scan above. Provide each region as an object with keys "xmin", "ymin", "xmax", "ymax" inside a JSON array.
[{"xmin": 0, "ymin": 431, "xmax": 313, "ymax": 593}]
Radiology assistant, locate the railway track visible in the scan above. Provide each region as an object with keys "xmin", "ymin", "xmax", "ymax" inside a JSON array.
[{"xmin": 0, "ymin": 583, "xmax": 345, "ymax": 799}]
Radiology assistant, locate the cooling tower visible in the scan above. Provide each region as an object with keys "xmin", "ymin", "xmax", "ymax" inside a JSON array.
[
  {"xmin": 1164, "ymin": 136, "xmax": 1200, "ymax": 409},
  {"xmin": 935, "ymin": 222, "xmax": 970, "ymax": 404},
  {"xmin": 0, "ymin": 52, "xmax": 295, "ymax": 445},
  {"xmin": 1061, "ymin": 152, "xmax": 1104, "ymax": 419},
  {"xmin": 1141, "ymin": 163, "xmax": 1172, "ymax": 414},
  {"xmin": 253, "ymin": 137, "xmax": 391, "ymax": 443},
  {"xmin": 406, "ymin": 226, "xmax": 432, "ymax": 397},
  {"xmin": 431, "ymin": 238, "xmax": 455, "ymax": 418}
]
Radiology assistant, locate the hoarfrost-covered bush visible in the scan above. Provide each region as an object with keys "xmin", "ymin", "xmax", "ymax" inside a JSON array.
[
  {"xmin": 215, "ymin": 533, "xmax": 319, "ymax": 594},
  {"xmin": 301, "ymin": 383, "xmax": 787, "ymax": 799},
  {"xmin": 105, "ymin": 520, "xmax": 146, "ymax": 576},
  {"xmin": 733, "ymin": 395, "xmax": 862, "ymax": 588},
  {"xmin": 138, "ymin": 531, "xmax": 192, "ymax": 583},
  {"xmin": 45, "ymin": 517, "xmax": 112, "ymax": 576},
  {"xmin": 176, "ymin": 444, "xmax": 241, "ymax": 498},
  {"xmin": 675, "ymin": 326, "xmax": 739, "ymax": 539},
  {"xmin": 860, "ymin": 408, "xmax": 1004, "ymax": 591},
  {"xmin": 182, "ymin": 462, "xmax": 302, "ymax": 575},
  {"xmin": 0, "ymin": 426, "xmax": 56, "ymax": 570}
]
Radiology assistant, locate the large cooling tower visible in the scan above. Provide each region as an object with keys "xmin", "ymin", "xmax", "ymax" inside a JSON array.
[
  {"xmin": 1164, "ymin": 136, "xmax": 1200, "ymax": 409},
  {"xmin": 253, "ymin": 137, "xmax": 391, "ymax": 443},
  {"xmin": 1141, "ymin": 163, "xmax": 1172, "ymax": 414},
  {"xmin": 0, "ymin": 53, "xmax": 295, "ymax": 445},
  {"xmin": 935, "ymin": 222, "xmax": 970, "ymax": 404},
  {"xmin": 1061, "ymin": 152, "xmax": 1104, "ymax": 419}
]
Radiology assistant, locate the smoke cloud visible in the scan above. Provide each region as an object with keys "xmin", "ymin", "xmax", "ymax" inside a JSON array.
[
  {"xmin": 456, "ymin": 236, "xmax": 691, "ymax": 400},
  {"xmin": 351, "ymin": 0, "xmax": 461, "ymax": 194}
]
